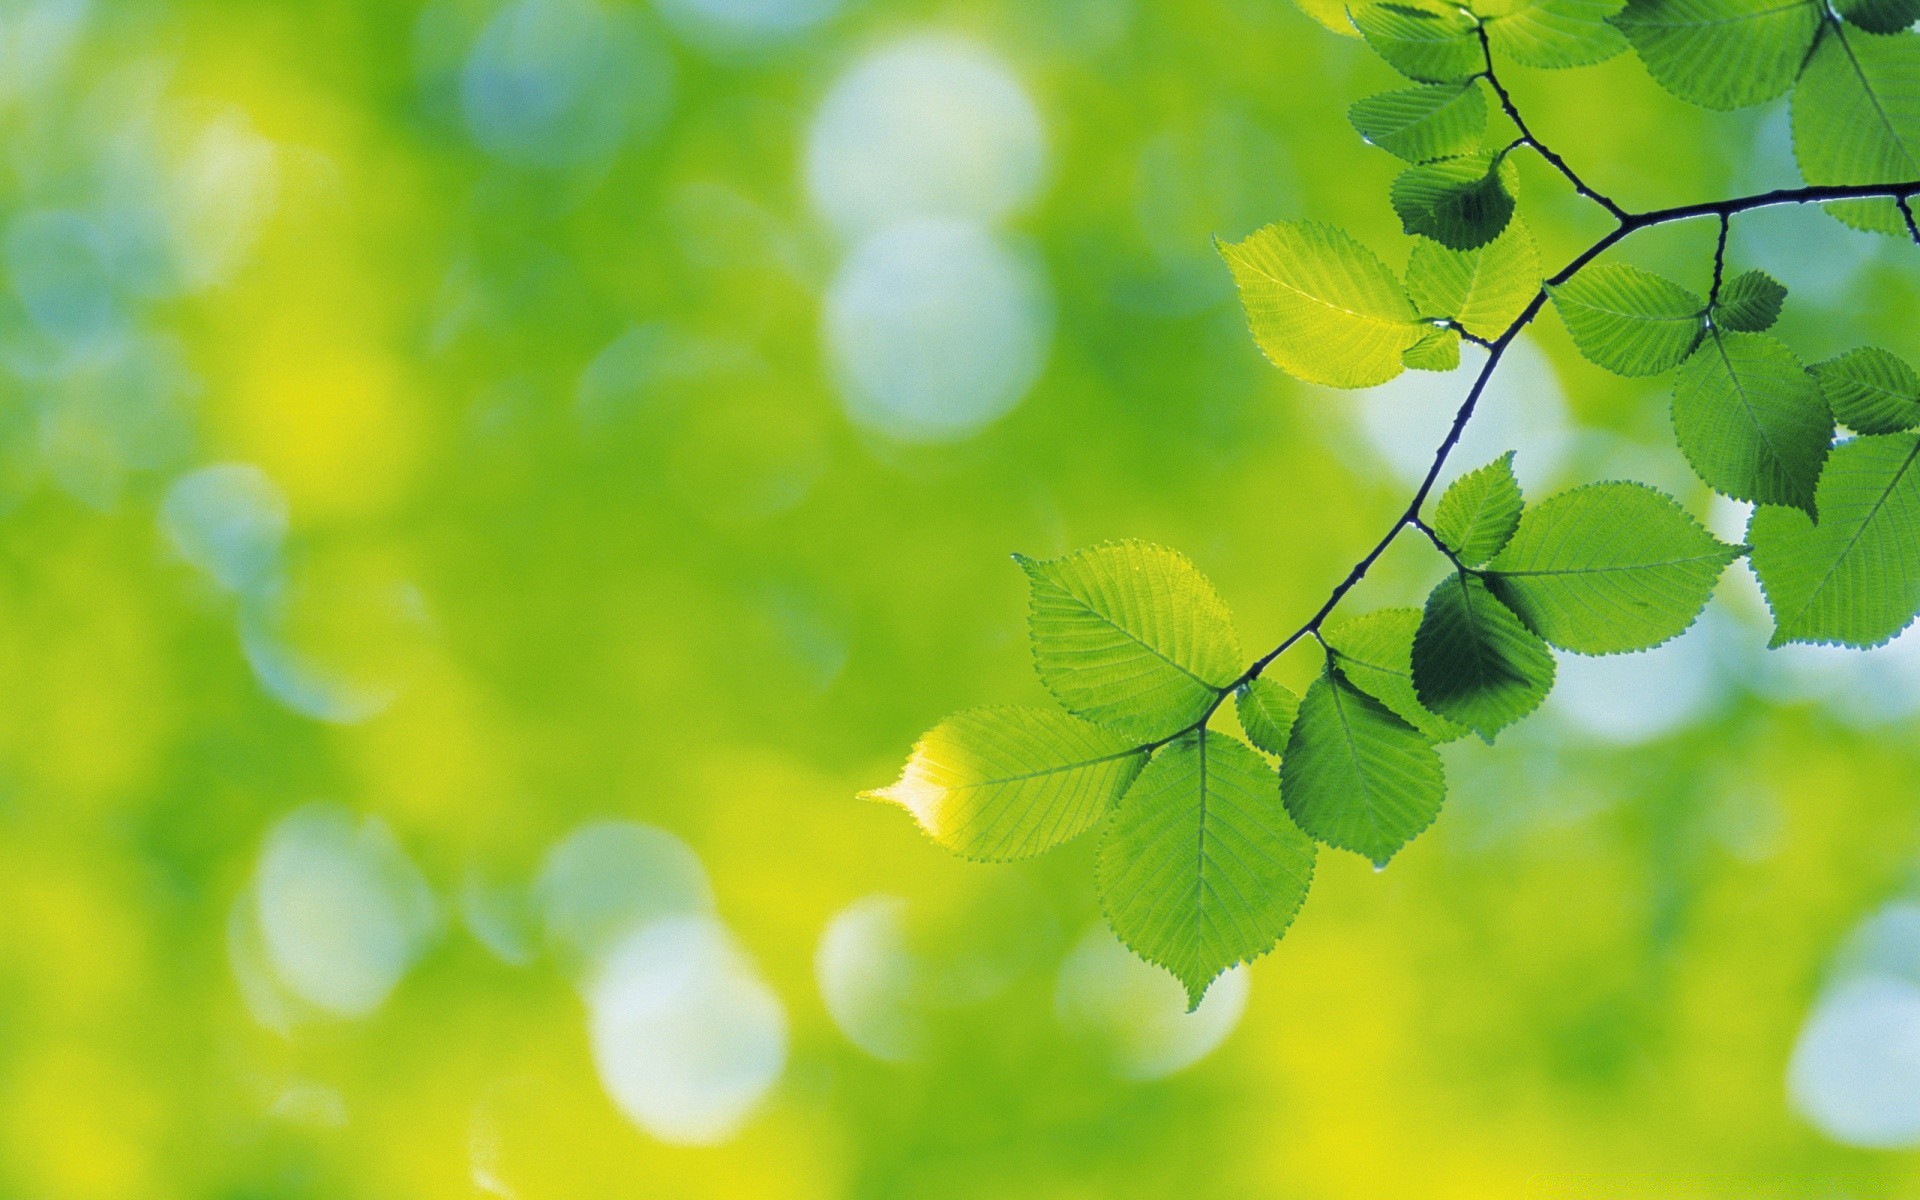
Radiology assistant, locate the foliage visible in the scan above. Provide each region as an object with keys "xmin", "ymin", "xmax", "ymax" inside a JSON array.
[{"xmin": 871, "ymin": 0, "xmax": 1920, "ymax": 1005}]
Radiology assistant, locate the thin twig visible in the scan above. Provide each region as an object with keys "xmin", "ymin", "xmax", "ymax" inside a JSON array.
[
  {"xmin": 1901, "ymin": 195, "xmax": 1920, "ymax": 246},
  {"xmin": 1477, "ymin": 34, "xmax": 1630, "ymax": 224},
  {"xmin": 1709, "ymin": 212, "xmax": 1731, "ymax": 307}
]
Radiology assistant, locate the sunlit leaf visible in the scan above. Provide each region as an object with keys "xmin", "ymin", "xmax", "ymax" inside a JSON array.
[
  {"xmin": 1282, "ymin": 666, "xmax": 1447, "ymax": 865},
  {"xmin": 1671, "ymin": 330, "xmax": 1832, "ymax": 514},
  {"xmin": 1433, "ymin": 450, "xmax": 1524, "ymax": 566},
  {"xmin": 1349, "ymin": 81, "xmax": 1487, "ymax": 162},
  {"xmin": 1097, "ymin": 731, "xmax": 1316, "ymax": 1009},
  {"xmin": 1486, "ymin": 482, "xmax": 1741, "ymax": 654},
  {"xmin": 1811, "ymin": 347, "xmax": 1920, "ymax": 435},
  {"xmin": 866, "ymin": 707, "xmax": 1150, "ymax": 861},
  {"xmin": 1236, "ymin": 676, "xmax": 1301, "ymax": 757},
  {"xmin": 1475, "ymin": 0, "xmax": 1630, "ymax": 67},
  {"xmin": 1322, "ymin": 609, "xmax": 1472, "ymax": 742},
  {"xmin": 1413, "ymin": 572, "xmax": 1556, "ymax": 740},
  {"xmin": 1712, "ymin": 269, "xmax": 1787, "ymax": 332},
  {"xmin": 1548, "ymin": 263, "xmax": 1706, "ymax": 377},
  {"xmin": 1791, "ymin": 24, "xmax": 1920, "ymax": 236},
  {"xmin": 1406, "ymin": 220, "xmax": 1542, "ymax": 340},
  {"xmin": 1391, "ymin": 152, "xmax": 1520, "ymax": 251},
  {"xmin": 1018, "ymin": 541, "xmax": 1242, "ymax": 740},
  {"xmin": 1612, "ymin": 0, "xmax": 1821, "ymax": 110},
  {"xmin": 1352, "ymin": 0, "xmax": 1487, "ymax": 82},
  {"xmin": 1749, "ymin": 433, "xmax": 1920, "ymax": 647},
  {"xmin": 1404, "ymin": 324, "xmax": 1463, "ymax": 371}
]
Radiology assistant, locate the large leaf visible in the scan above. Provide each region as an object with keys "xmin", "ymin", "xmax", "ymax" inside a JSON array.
[
  {"xmin": 1791, "ymin": 24, "xmax": 1920, "ymax": 237},
  {"xmin": 1321, "ymin": 609, "xmax": 1471, "ymax": 742},
  {"xmin": 1811, "ymin": 347, "xmax": 1920, "ymax": 435},
  {"xmin": 1281, "ymin": 667, "xmax": 1447, "ymax": 866},
  {"xmin": 1097, "ymin": 731, "xmax": 1316, "ymax": 1009},
  {"xmin": 1548, "ymin": 263, "xmax": 1706, "ymax": 377},
  {"xmin": 1349, "ymin": 82, "xmax": 1487, "ymax": 163},
  {"xmin": 1413, "ymin": 573, "xmax": 1556, "ymax": 740},
  {"xmin": 1219, "ymin": 221, "xmax": 1425, "ymax": 388},
  {"xmin": 1391, "ymin": 153, "xmax": 1520, "ymax": 251},
  {"xmin": 1485, "ymin": 482, "xmax": 1742, "ymax": 654},
  {"xmin": 1433, "ymin": 450, "xmax": 1525, "ymax": 566},
  {"xmin": 1713, "ymin": 269, "xmax": 1787, "ymax": 333},
  {"xmin": 866, "ymin": 707, "xmax": 1150, "ymax": 861},
  {"xmin": 1352, "ymin": 0, "xmax": 1486, "ymax": 82},
  {"xmin": 1236, "ymin": 676, "xmax": 1300, "ymax": 757},
  {"xmin": 1836, "ymin": 0, "xmax": 1920, "ymax": 37},
  {"xmin": 1612, "ymin": 0, "xmax": 1822, "ymax": 110},
  {"xmin": 1749, "ymin": 433, "xmax": 1920, "ymax": 647},
  {"xmin": 1406, "ymin": 221, "xmax": 1542, "ymax": 340},
  {"xmin": 1475, "ymin": 0, "xmax": 1630, "ymax": 67},
  {"xmin": 1671, "ymin": 331, "xmax": 1832, "ymax": 514},
  {"xmin": 1018, "ymin": 541, "xmax": 1242, "ymax": 741}
]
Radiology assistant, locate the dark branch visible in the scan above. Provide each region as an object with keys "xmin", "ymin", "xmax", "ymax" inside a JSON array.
[
  {"xmin": 1477, "ymin": 34, "xmax": 1629, "ymax": 223},
  {"xmin": 1709, "ymin": 213, "xmax": 1730, "ymax": 307},
  {"xmin": 1902, "ymin": 195, "xmax": 1920, "ymax": 247}
]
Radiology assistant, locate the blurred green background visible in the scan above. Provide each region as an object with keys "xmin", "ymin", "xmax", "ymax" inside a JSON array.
[{"xmin": 4, "ymin": 0, "xmax": 1920, "ymax": 1195}]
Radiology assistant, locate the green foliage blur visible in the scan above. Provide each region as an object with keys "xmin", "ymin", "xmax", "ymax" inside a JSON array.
[{"xmin": 4, "ymin": 0, "xmax": 1920, "ymax": 1196}]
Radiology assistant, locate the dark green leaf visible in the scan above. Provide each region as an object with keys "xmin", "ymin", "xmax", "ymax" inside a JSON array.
[
  {"xmin": 1836, "ymin": 0, "xmax": 1920, "ymax": 35},
  {"xmin": 1811, "ymin": 347, "xmax": 1920, "ymax": 434},
  {"xmin": 1282, "ymin": 666, "xmax": 1447, "ymax": 866},
  {"xmin": 1391, "ymin": 153, "xmax": 1520, "ymax": 250},
  {"xmin": 1671, "ymin": 330, "xmax": 1832, "ymax": 514},
  {"xmin": 1321, "ymin": 609, "xmax": 1472, "ymax": 741},
  {"xmin": 1433, "ymin": 451, "xmax": 1525, "ymax": 566},
  {"xmin": 1413, "ymin": 573, "xmax": 1556, "ymax": 740}
]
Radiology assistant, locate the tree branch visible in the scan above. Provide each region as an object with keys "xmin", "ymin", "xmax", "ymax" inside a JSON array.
[{"xmin": 1477, "ymin": 34, "xmax": 1629, "ymax": 224}]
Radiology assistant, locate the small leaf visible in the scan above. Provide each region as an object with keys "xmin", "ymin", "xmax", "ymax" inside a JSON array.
[
  {"xmin": 1352, "ymin": 0, "xmax": 1486, "ymax": 82},
  {"xmin": 1612, "ymin": 0, "xmax": 1821, "ymax": 111},
  {"xmin": 1548, "ymin": 263, "xmax": 1706, "ymax": 377},
  {"xmin": 1236, "ymin": 676, "xmax": 1301, "ymax": 757},
  {"xmin": 1811, "ymin": 347, "xmax": 1920, "ymax": 435},
  {"xmin": 1433, "ymin": 450, "xmax": 1524, "ymax": 566},
  {"xmin": 1403, "ymin": 324, "xmax": 1463, "ymax": 371},
  {"xmin": 1791, "ymin": 25, "xmax": 1920, "ymax": 237},
  {"xmin": 865, "ymin": 707, "xmax": 1149, "ymax": 861},
  {"xmin": 1391, "ymin": 152, "xmax": 1520, "ymax": 251},
  {"xmin": 1282, "ymin": 666, "xmax": 1447, "ymax": 866},
  {"xmin": 1407, "ymin": 220, "xmax": 1542, "ymax": 340},
  {"xmin": 1413, "ymin": 573, "xmax": 1555, "ymax": 741},
  {"xmin": 1713, "ymin": 269, "xmax": 1787, "ymax": 332},
  {"xmin": 1836, "ymin": 0, "xmax": 1920, "ymax": 35},
  {"xmin": 1671, "ymin": 330, "xmax": 1832, "ymax": 514},
  {"xmin": 1294, "ymin": 0, "xmax": 1367, "ymax": 35},
  {"xmin": 1219, "ymin": 221, "xmax": 1426, "ymax": 388},
  {"xmin": 1475, "ymin": 0, "xmax": 1630, "ymax": 67},
  {"xmin": 1018, "ymin": 541, "xmax": 1242, "ymax": 741},
  {"xmin": 1097, "ymin": 731, "xmax": 1316, "ymax": 1009},
  {"xmin": 1349, "ymin": 81, "xmax": 1488, "ymax": 162},
  {"xmin": 1322, "ymin": 609, "xmax": 1472, "ymax": 742},
  {"xmin": 1749, "ymin": 433, "xmax": 1920, "ymax": 648},
  {"xmin": 1485, "ymin": 481, "xmax": 1742, "ymax": 654}
]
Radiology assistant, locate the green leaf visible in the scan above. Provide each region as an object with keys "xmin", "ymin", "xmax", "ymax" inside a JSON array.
[
  {"xmin": 1017, "ymin": 541, "xmax": 1242, "ymax": 741},
  {"xmin": 1321, "ymin": 609, "xmax": 1472, "ymax": 742},
  {"xmin": 1475, "ymin": 0, "xmax": 1630, "ymax": 67},
  {"xmin": 1791, "ymin": 24, "xmax": 1920, "ymax": 237},
  {"xmin": 1485, "ymin": 482, "xmax": 1742, "ymax": 654},
  {"xmin": 1352, "ymin": 1, "xmax": 1486, "ymax": 82},
  {"xmin": 1406, "ymin": 221, "xmax": 1542, "ymax": 340},
  {"xmin": 1413, "ymin": 573, "xmax": 1556, "ymax": 740},
  {"xmin": 1433, "ymin": 451, "xmax": 1525, "ymax": 566},
  {"xmin": 1611, "ymin": 0, "xmax": 1822, "ymax": 110},
  {"xmin": 1097, "ymin": 731, "xmax": 1316, "ymax": 1009},
  {"xmin": 1836, "ymin": 0, "xmax": 1920, "ymax": 35},
  {"xmin": 1281, "ymin": 666, "xmax": 1447, "ymax": 866},
  {"xmin": 1713, "ymin": 269, "xmax": 1787, "ymax": 332},
  {"xmin": 1218, "ymin": 221, "xmax": 1426, "ymax": 388},
  {"xmin": 1749, "ymin": 433, "xmax": 1920, "ymax": 648},
  {"xmin": 1349, "ymin": 82, "xmax": 1488, "ymax": 163},
  {"xmin": 1403, "ymin": 324, "xmax": 1463, "ymax": 371},
  {"xmin": 1671, "ymin": 330, "xmax": 1832, "ymax": 514},
  {"xmin": 1391, "ymin": 152, "xmax": 1520, "ymax": 251},
  {"xmin": 1236, "ymin": 676, "xmax": 1300, "ymax": 757},
  {"xmin": 1811, "ymin": 347, "xmax": 1920, "ymax": 434},
  {"xmin": 1295, "ymin": 0, "xmax": 1367, "ymax": 35},
  {"xmin": 1548, "ymin": 263, "xmax": 1706, "ymax": 377},
  {"xmin": 865, "ymin": 707, "xmax": 1150, "ymax": 861}
]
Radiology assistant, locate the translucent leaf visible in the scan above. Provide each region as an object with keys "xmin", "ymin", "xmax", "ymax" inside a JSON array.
[
  {"xmin": 1836, "ymin": 0, "xmax": 1920, "ymax": 35},
  {"xmin": 1236, "ymin": 676, "xmax": 1300, "ymax": 757},
  {"xmin": 865, "ymin": 707, "xmax": 1150, "ymax": 861},
  {"xmin": 1749, "ymin": 433, "xmax": 1920, "ymax": 648},
  {"xmin": 1097, "ymin": 731, "xmax": 1316, "ymax": 1009},
  {"xmin": 1403, "ymin": 324, "xmax": 1463, "ymax": 371},
  {"xmin": 1671, "ymin": 330, "xmax": 1832, "ymax": 514},
  {"xmin": 1475, "ymin": 0, "xmax": 1630, "ymax": 67},
  {"xmin": 1791, "ymin": 25, "xmax": 1920, "ymax": 237},
  {"xmin": 1018, "ymin": 541, "xmax": 1242, "ymax": 741},
  {"xmin": 1811, "ymin": 347, "xmax": 1920, "ymax": 435},
  {"xmin": 1294, "ymin": 0, "xmax": 1366, "ymax": 35},
  {"xmin": 1391, "ymin": 152, "xmax": 1520, "ymax": 251},
  {"xmin": 1321, "ymin": 609, "xmax": 1472, "ymax": 742},
  {"xmin": 1485, "ymin": 481, "xmax": 1742, "ymax": 654},
  {"xmin": 1352, "ymin": 0, "xmax": 1487, "ymax": 82},
  {"xmin": 1406, "ymin": 221, "xmax": 1542, "ymax": 340},
  {"xmin": 1281, "ymin": 666, "xmax": 1447, "ymax": 866},
  {"xmin": 1218, "ymin": 221, "xmax": 1425, "ymax": 388},
  {"xmin": 1433, "ymin": 450, "xmax": 1524, "ymax": 566},
  {"xmin": 1349, "ymin": 82, "xmax": 1487, "ymax": 163},
  {"xmin": 1412, "ymin": 573, "xmax": 1556, "ymax": 740},
  {"xmin": 1713, "ymin": 269, "xmax": 1787, "ymax": 332},
  {"xmin": 1548, "ymin": 263, "xmax": 1706, "ymax": 377},
  {"xmin": 1612, "ymin": 0, "xmax": 1822, "ymax": 110}
]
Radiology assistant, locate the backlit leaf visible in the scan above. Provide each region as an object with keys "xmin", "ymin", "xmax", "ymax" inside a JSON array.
[
  {"xmin": 1322, "ymin": 609, "xmax": 1472, "ymax": 741},
  {"xmin": 1811, "ymin": 347, "xmax": 1920, "ymax": 434},
  {"xmin": 1282, "ymin": 666, "xmax": 1447, "ymax": 866},
  {"xmin": 1407, "ymin": 221, "xmax": 1542, "ymax": 339},
  {"xmin": 1548, "ymin": 263, "xmax": 1706, "ymax": 376},
  {"xmin": 1413, "ymin": 572, "xmax": 1556, "ymax": 740},
  {"xmin": 1671, "ymin": 330, "xmax": 1832, "ymax": 514},
  {"xmin": 1352, "ymin": 0, "xmax": 1486, "ymax": 82},
  {"xmin": 1391, "ymin": 152, "xmax": 1520, "ymax": 250},
  {"xmin": 1404, "ymin": 324, "xmax": 1463, "ymax": 371},
  {"xmin": 1476, "ymin": 0, "xmax": 1630, "ymax": 67},
  {"xmin": 1791, "ymin": 24, "xmax": 1920, "ymax": 236},
  {"xmin": 1349, "ymin": 81, "xmax": 1487, "ymax": 162},
  {"xmin": 1612, "ymin": 0, "xmax": 1821, "ymax": 110},
  {"xmin": 1713, "ymin": 269, "xmax": 1787, "ymax": 332},
  {"xmin": 1433, "ymin": 450, "xmax": 1524, "ymax": 566},
  {"xmin": 1236, "ymin": 676, "xmax": 1301, "ymax": 757}
]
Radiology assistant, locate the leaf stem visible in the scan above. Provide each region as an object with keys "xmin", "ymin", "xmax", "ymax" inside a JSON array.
[
  {"xmin": 1708, "ymin": 213, "xmax": 1731, "ymax": 308},
  {"xmin": 1901, "ymin": 196, "xmax": 1920, "ymax": 247}
]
